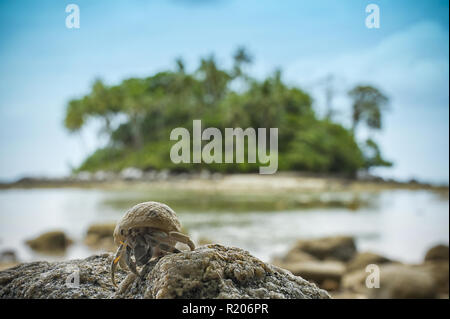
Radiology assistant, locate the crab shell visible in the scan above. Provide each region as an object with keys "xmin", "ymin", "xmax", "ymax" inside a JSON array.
[{"xmin": 113, "ymin": 201, "xmax": 182, "ymax": 245}]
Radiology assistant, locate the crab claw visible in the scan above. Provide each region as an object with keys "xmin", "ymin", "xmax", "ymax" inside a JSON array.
[{"xmin": 111, "ymin": 243, "xmax": 124, "ymax": 287}]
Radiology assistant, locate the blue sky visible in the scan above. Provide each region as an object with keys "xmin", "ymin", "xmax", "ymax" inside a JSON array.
[{"xmin": 0, "ymin": 0, "xmax": 448, "ymax": 184}]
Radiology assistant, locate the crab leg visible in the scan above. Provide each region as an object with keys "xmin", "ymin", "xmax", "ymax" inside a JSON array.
[
  {"xmin": 124, "ymin": 244, "xmax": 139, "ymax": 277},
  {"xmin": 169, "ymin": 231, "xmax": 196, "ymax": 251},
  {"xmin": 158, "ymin": 242, "xmax": 181, "ymax": 254},
  {"xmin": 111, "ymin": 243, "xmax": 125, "ymax": 287}
]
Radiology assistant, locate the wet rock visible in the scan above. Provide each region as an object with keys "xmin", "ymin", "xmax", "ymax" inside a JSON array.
[
  {"xmin": 0, "ymin": 250, "xmax": 19, "ymax": 272},
  {"xmin": 341, "ymin": 269, "xmax": 371, "ymax": 294},
  {"xmin": 93, "ymin": 171, "xmax": 116, "ymax": 182},
  {"xmin": 156, "ymin": 169, "xmax": 170, "ymax": 181},
  {"xmin": 120, "ymin": 167, "xmax": 143, "ymax": 180},
  {"xmin": 0, "ymin": 250, "xmax": 17, "ymax": 263},
  {"xmin": 330, "ymin": 291, "xmax": 368, "ymax": 299},
  {"xmin": 346, "ymin": 251, "xmax": 392, "ymax": 272},
  {"xmin": 273, "ymin": 260, "xmax": 345, "ymax": 291},
  {"xmin": 0, "ymin": 254, "xmax": 113, "ymax": 298},
  {"xmin": 75, "ymin": 171, "xmax": 92, "ymax": 182},
  {"xmin": 424, "ymin": 244, "xmax": 449, "ymax": 262},
  {"xmin": 342, "ymin": 263, "xmax": 438, "ymax": 299},
  {"xmin": 117, "ymin": 244, "xmax": 330, "ymax": 299},
  {"xmin": 84, "ymin": 223, "xmax": 116, "ymax": 252},
  {"xmin": 199, "ymin": 169, "xmax": 211, "ymax": 180},
  {"xmin": 25, "ymin": 231, "xmax": 72, "ymax": 253},
  {"xmin": 272, "ymin": 250, "xmax": 317, "ymax": 265},
  {"xmin": 321, "ymin": 278, "xmax": 340, "ymax": 291},
  {"xmin": 421, "ymin": 245, "xmax": 449, "ymax": 295},
  {"xmin": 0, "ymin": 262, "xmax": 19, "ymax": 272},
  {"xmin": 419, "ymin": 260, "xmax": 449, "ymax": 295},
  {"xmin": 211, "ymin": 173, "xmax": 223, "ymax": 180},
  {"xmin": 0, "ymin": 244, "xmax": 330, "ymax": 299},
  {"xmin": 143, "ymin": 170, "xmax": 157, "ymax": 180},
  {"xmin": 371, "ymin": 264, "xmax": 438, "ymax": 299},
  {"xmin": 288, "ymin": 236, "xmax": 356, "ymax": 262},
  {"xmin": 197, "ymin": 237, "xmax": 215, "ymax": 246}
]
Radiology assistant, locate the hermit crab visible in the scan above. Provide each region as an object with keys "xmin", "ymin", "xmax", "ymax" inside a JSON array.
[{"xmin": 111, "ymin": 201, "xmax": 195, "ymax": 287}]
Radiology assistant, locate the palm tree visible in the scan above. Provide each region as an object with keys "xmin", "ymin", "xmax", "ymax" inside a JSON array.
[
  {"xmin": 232, "ymin": 46, "xmax": 252, "ymax": 79},
  {"xmin": 348, "ymin": 85, "xmax": 389, "ymax": 134},
  {"xmin": 175, "ymin": 57, "xmax": 185, "ymax": 74},
  {"xmin": 197, "ymin": 55, "xmax": 230, "ymax": 105}
]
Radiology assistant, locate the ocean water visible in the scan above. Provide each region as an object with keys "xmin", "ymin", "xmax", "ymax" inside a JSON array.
[{"xmin": 0, "ymin": 188, "xmax": 448, "ymax": 263}]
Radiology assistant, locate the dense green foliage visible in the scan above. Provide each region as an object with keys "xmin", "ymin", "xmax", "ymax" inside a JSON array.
[{"xmin": 64, "ymin": 49, "xmax": 391, "ymax": 176}]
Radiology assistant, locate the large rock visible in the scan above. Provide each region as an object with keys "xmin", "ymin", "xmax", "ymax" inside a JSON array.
[
  {"xmin": 342, "ymin": 263, "xmax": 438, "ymax": 299},
  {"xmin": 419, "ymin": 261, "xmax": 449, "ymax": 295},
  {"xmin": 421, "ymin": 244, "xmax": 449, "ymax": 296},
  {"xmin": 84, "ymin": 223, "xmax": 116, "ymax": 252},
  {"xmin": 288, "ymin": 236, "xmax": 356, "ymax": 262},
  {"xmin": 273, "ymin": 260, "xmax": 345, "ymax": 292},
  {"xmin": 346, "ymin": 251, "xmax": 392, "ymax": 273},
  {"xmin": 0, "ymin": 244, "xmax": 330, "ymax": 299},
  {"xmin": 25, "ymin": 231, "xmax": 72, "ymax": 253},
  {"xmin": 272, "ymin": 250, "xmax": 317, "ymax": 266},
  {"xmin": 0, "ymin": 250, "xmax": 19, "ymax": 272},
  {"xmin": 424, "ymin": 244, "xmax": 449, "ymax": 262},
  {"xmin": 0, "ymin": 250, "xmax": 17, "ymax": 263}
]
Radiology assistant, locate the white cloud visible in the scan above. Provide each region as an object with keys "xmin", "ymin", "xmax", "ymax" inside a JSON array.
[{"xmin": 283, "ymin": 21, "xmax": 449, "ymax": 184}]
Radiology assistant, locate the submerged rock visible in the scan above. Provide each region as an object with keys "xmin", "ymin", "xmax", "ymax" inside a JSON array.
[
  {"xmin": 0, "ymin": 244, "xmax": 330, "ymax": 299},
  {"xmin": 287, "ymin": 236, "xmax": 356, "ymax": 262},
  {"xmin": 272, "ymin": 236, "xmax": 357, "ymax": 291},
  {"xmin": 424, "ymin": 244, "xmax": 449, "ymax": 262},
  {"xmin": 0, "ymin": 262, "xmax": 19, "ymax": 272},
  {"xmin": 0, "ymin": 250, "xmax": 19, "ymax": 272},
  {"xmin": 120, "ymin": 167, "xmax": 144, "ymax": 180},
  {"xmin": 272, "ymin": 250, "xmax": 317, "ymax": 266},
  {"xmin": 342, "ymin": 263, "xmax": 439, "ymax": 299},
  {"xmin": 0, "ymin": 250, "xmax": 17, "ymax": 263},
  {"xmin": 419, "ymin": 244, "xmax": 449, "ymax": 296},
  {"xmin": 346, "ymin": 251, "xmax": 392, "ymax": 273},
  {"xmin": 273, "ymin": 260, "xmax": 345, "ymax": 292},
  {"xmin": 84, "ymin": 223, "xmax": 116, "ymax": 252},
  {"xmin": 25, "ymin": 231, "xmax": 72, "ymax": 253},
  {"xmin": 420, "ymin": 260, "xmax": 449, "ymax": 295}
]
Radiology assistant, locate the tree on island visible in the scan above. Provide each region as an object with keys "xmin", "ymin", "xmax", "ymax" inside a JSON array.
[
  {"xmin": 348, "ymin": 85, "xmax": 392, "ymax": 170},
  {"xmin": 64, "ymin": 48, "xmax": 392, "ymax": 176}
]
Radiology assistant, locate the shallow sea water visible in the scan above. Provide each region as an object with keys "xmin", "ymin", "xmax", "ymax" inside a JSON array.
[{"xmin": 0, "ymin": 188, "xmax": 448, "ymax": 263}]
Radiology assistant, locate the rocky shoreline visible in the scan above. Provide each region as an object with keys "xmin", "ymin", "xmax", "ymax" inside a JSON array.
[
  {"xmin": 1, "ymin": 171, "xmax": 447, "ymax": 193},
  {"xmin": 0, "ymin": 244, "xmax": 330, "ymax": 299},
  {"xmin": 1, "ymin": 226, "xmax": 448, "ymax": 299},
  {"xmin": 271, "ymin": 237, "xmax": 449, "ymax": 299}
]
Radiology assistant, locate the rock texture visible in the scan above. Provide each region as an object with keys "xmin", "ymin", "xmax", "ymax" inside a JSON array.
[
  {"xmin": 346, "ymin": 251, "xmax": 392, "ymax": 272},
  {"xmin": 271, "ymin": 236, "xmax": 357, "ymax": 291},
  {"xmin": 25, "ymin": 231, "xmax": 72, "ymax": 252},
  {"xmin": 287, "ymin": 236, "xmax": 356, "ymax": 262},
  {"xmin": 342, "ymin": 263, "xmax": 439, "ymax": 299},
  {"xmin": 421, "ymin": 244, "xmax": 449, "ymax": 295},
  {"xmin": 424, "ymin": 244, "xmax": 449, "ymax": 262},
  {"xmin": 0, "ymin": 244, "xmax": 330, "ymax": 299},
  {"xmin": 84, "ymin": 223, "xmax": 116, "ymax": 252},
  {"xmin": 0, "ymin": 250, "xmax": 19, "ymax": 272},
  {"xmin": 272, "ymin": 260, "xmax": 345, "ymax": 292}
]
